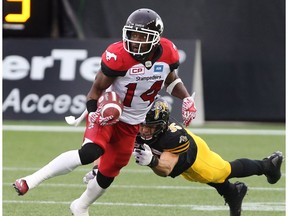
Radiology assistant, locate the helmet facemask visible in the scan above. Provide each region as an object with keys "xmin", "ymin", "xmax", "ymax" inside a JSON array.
[
  {"xmin": 139, "ymin": 121, "xmax": 167, "ymax": 141},
  {"xmin": 122, "ymin": 26, "xmax": 160, "ymax": 57}
]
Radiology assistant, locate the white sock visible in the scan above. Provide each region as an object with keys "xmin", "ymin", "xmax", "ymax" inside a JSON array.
[
  {"xmin": 75, "ymin": 176, "xmax": 106, "ymax": 210},
  {"xmin": 24, "ymin": 150, "xmax": 82, "ymax": 189}
]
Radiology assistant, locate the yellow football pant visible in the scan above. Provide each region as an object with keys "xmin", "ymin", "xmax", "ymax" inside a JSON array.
[{"xmin": 181, "ymin": 131, "xmax": 231, "ymax": 183}]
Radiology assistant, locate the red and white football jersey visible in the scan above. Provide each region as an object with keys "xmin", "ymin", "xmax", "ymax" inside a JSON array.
[{"xmin": 101, "ymin": 38, "xmax": 179, "ymax": 125}]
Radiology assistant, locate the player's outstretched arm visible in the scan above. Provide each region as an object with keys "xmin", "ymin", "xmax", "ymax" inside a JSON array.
[
  {"xmin": 133, "ymin": 144, "xmax": 179, "ymax": 177},
  {"xmin": 151, "ymin": 152, "xmax": 179, "ymax": 177}
]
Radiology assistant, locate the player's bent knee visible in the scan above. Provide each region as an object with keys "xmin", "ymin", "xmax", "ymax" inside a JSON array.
[
  {"xmin": 97, "ymin": 170, "xmax": 114, "ymax": 189},
  {"xmin": 78, "ymin": 143, "xmax": 104, "ymax": 165}
]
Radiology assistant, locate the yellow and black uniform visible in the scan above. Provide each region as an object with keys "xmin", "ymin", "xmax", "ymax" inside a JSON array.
[
  {"xmin": 134, "ymin": 99, "xmax": 283, "ymax": 216},
  {"xmin": 136, "ymin": 122, "xmax": 231, "ymax": 183},
  {"xmin": 136, "ymin": 120, "xmax": 277, "ymax": 187}
]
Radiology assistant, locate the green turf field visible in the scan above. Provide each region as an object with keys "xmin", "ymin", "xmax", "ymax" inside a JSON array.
[{"xmin": 3, "ymin": 121, "xmax": 286, "ymax": 216}]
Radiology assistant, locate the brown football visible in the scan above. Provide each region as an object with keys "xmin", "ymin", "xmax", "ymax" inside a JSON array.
[{"xmin": 97, "ymin": 91, "xmax": 124, "ymax": 120}]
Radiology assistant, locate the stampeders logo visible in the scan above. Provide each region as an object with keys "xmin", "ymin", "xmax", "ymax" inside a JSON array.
[
  {"xmin": 105, "ymin": 50, "xmax": 117, "ymax": 61},
  {"xmin": 135, "ymin": 75, "xmax": 161, "ymax": 81}
]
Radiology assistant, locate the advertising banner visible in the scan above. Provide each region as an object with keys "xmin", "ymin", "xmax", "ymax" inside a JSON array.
[{"xmin": 3, "ymin": 38, "xmax": 196, "ymax": 122}]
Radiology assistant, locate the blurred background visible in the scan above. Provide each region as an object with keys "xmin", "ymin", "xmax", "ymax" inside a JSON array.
[{"xmin": 3, "ymin": 0, "xmax": 285, "ymax": 123}]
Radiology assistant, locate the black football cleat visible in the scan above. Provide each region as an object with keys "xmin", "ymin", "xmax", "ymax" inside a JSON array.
[
  {"xmin": 263, "ymin": 151, "xmax": 283, "ymax": 184},
  {"xmin": 13, "ymin": 179, "xmax": 29, "ymax": 196},
  {"xmin": 224, "ymin": 181, "xmax": 248, "ymax": 216}
]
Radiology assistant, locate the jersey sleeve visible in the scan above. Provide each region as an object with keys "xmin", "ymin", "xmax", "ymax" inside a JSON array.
[
  {"xmin": 159, "ymin": 38, "xmax": 180, "ymax": 72},
  {"xmin": 101, "ymin": 42, "xmax": 129, "ymax": 77}
]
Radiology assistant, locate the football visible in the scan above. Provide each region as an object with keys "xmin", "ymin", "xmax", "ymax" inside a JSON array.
[{"xmin": 97, "ymin": 91, "xmax": 124, "ymax": 120}]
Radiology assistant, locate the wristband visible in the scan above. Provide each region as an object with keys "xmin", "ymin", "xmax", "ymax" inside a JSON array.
[
  {"xmin": 86, "ymin": 99, "xmax": 97, "ymax": 113},
  {"xmin": 148, "ymin": 155, "xmax": 159, "ymax": 168}
]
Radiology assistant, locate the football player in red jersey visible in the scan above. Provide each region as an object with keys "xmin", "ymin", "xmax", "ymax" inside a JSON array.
[
  {"xmin": 13, "ymin": 8, "xmax": 197, "ymax": 216},
  {"xmin": 132, "ymin": 98, "xmax": 283, "ymax": 216}
]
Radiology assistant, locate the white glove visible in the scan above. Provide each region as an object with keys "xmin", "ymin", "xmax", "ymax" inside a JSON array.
[
  {"xmin": 133, "ymin": 144, "xmax": 153, "ymax": 166},
  {"xmin": 83, "ymin": 167, "xmax": 98, "ymax": 184},
  {"xmin": 182, "ymin": 92, "xmax": 197, "ymax": 127},
  {"xmin": 88, "ymin": 104, "xmax": 118, "ymax": 126},
  {"xmin": 133, "ymin": 144, "xmax": 159, "ymax": 167}
]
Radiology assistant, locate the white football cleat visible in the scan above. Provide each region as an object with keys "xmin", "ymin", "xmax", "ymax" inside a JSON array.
[{"xmin": 70, "ymin": 199, "xmax": 89, "ymax": 216}]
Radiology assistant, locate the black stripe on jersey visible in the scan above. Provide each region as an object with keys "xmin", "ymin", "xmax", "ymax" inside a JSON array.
[
  {"xmin": 164, "ymin": 141, "xmax": 190, "ymax": 154},
  {"xmin": 101, "ymin": 62, "xmax": 127, "ymax": 77}
]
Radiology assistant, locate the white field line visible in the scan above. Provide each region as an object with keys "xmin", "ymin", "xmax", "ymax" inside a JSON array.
[
  {"xmin": 2, "ymin": 200, "xmax": 285, "ymax": 212},
  {"xmin": 3, "ymin": 166, "xmax": 286, "ymax": 180},
  {"xmin": 2, "ymin": 182, "xmax": 285, "ymax": 191},
  {"xmin": 2, "ymin": 125, "xmax": 286, "ymax": 135},
  {"xmin": 3, "ymin": 166, "xmax": 286, "ymax": 177}
]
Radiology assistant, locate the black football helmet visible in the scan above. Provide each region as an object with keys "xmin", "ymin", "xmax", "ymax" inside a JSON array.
[
  {"xmin": 140, "ymin": 97, "xmax": 170, "ymax": 142},
  {"xmin": 122, "ymin": 8, "xmax": 164, "ymax": 60}
]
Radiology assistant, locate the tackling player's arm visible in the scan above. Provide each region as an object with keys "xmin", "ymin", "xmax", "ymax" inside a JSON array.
[{"xmin": 151, "ymin": 151, "xmax": 179, "ymax": 177}]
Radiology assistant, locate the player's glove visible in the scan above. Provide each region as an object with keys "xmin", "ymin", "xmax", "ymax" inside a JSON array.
[
  {"xmin": 182, "ymin": 92, "xmax": 197, "ymax": 127},
  {"xmin": 133, "ymin": 144, "xmax": 159, "ymax": 167},
  {"xmin": 83, "ymin": 165, "xmax": 98, "ymax": 184},
  {"xmin": 88, "ymin": 104, "xmax": 118, "ymax": 126}
]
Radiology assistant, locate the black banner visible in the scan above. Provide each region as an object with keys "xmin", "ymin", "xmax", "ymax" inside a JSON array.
[{"xmin": 3, "ymin": 38, "xmax": 196, "ymax": 122}]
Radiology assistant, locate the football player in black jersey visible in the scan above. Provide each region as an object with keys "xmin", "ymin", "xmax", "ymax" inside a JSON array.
[{"xmin": 132, "ymin": 97, "xmax": 283, "ymax": 216}]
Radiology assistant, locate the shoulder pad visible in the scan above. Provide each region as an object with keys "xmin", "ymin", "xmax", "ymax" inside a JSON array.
[
  {"xmin": 158, "ymin": 38, "xmax": 179, "ymax": 65},
  {"xmin": 161, "ymin": 123, "xmax": 190, "ymax": 154},
  {"xmin": 101, "ymin": 42, "xmax": 137, "ymax": 72}
]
